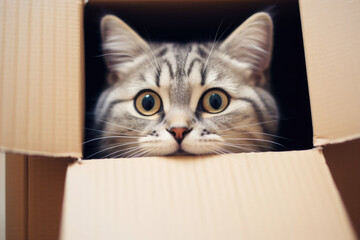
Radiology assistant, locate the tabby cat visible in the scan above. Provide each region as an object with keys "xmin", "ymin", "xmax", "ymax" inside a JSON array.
[{"xmin": 91, "ymin": 12, "xmax": 279, "ymax": 158}]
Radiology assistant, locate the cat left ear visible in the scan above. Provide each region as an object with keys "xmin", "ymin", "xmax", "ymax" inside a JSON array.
[
  {"xmin": 101, "ymin": 15, "xmax": 151, "ymax": 74},
  {"xmin": 219, "ymin": 12, "xmax": 273, "ymax": 78}
]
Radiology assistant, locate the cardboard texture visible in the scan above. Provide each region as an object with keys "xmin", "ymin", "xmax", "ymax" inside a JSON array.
[
  {"xmin": 299, "ymin": 0, "xmax": 360, "ymax": 146},
  {"xmin": 0, "ymin": 0, "xmax": 83, "ymax": 158},
  {"xmin": 60, "ymin": 149, "xmax": 355, "ymax": 240}
]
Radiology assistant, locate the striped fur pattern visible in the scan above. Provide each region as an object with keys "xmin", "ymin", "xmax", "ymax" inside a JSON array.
[{"xmin": 91, "ymin": 12, "xmax": 279, "ymax": 158}]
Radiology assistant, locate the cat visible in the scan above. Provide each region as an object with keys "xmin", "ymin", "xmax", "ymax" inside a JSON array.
[{"xmin": 90, "ymin": 12, "xmax": 279, "ymax": 158}]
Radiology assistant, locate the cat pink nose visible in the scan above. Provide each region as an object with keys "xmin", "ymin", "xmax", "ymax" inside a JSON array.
[{"xmin": 168, "ymin": 127, "xmax": 191, "ymax": 143}]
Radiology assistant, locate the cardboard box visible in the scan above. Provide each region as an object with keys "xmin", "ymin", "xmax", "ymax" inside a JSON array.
[{"xmin": 1, "ymin": 0, "xmax": 360, "ymax": 239}]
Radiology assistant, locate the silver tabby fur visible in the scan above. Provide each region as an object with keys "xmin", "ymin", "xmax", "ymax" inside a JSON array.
[{"xmin": 92, "ymin": 12, "xmax": 279, "ymax": 158}]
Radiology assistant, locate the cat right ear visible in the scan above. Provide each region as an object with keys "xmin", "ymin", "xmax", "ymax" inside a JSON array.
[
  {"xmin": 101, "ymin": 15, "xmax": 150, "ymax": 78},
  {"xmin": 219, "ymin": 12, "xmax": 273, "ymax": 86}
]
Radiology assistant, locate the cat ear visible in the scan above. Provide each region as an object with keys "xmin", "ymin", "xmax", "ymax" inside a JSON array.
[
  {"xmin": 101, "ymin": 15, "xmax": 151, "ymax": 74},
  {"xmin": 219, "ymin": 12, "xmax": 273, "ymax": 76}
]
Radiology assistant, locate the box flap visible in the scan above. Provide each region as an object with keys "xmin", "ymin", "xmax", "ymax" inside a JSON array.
[
  {"xmin": 60, "ymin": 150, "xmax": 356, "ymax": 240},
  {"xmin": 324, "ymin": 139, "xmax": 360, "ymax": 236},
  {"xmin": 0, "ymin": 0, "xmax": 83, "ymax": 158},
  {"xmin": 299, "ymin": 0, "xmax": 360, "ymax": 146}
]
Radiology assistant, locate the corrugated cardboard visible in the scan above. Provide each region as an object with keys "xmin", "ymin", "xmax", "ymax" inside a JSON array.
[
  {"xmin": 60, "ymin": 149, "xmax": 355, "ymax": 240},
  {"xmin": 0, "ymin": 0, "xmax": 83, "ymax": 158},
  {"xmin": 299, "ymin": 0, "xmax": 360, "ymax": 146},
  {"xmin": 2, "ymin": 0, "xmax": 360, "ymax": 239}
]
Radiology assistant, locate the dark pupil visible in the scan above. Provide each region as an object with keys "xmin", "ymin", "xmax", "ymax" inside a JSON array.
[
  {"xmin": 142, "ymin": 94, "xmax": 155, "ymax": 111},
  {"xmin": 209, "ymin": 93, "xmax": 222, "ymax": 110}
]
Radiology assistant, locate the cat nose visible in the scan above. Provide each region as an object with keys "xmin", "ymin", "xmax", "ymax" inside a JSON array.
[{"xmin": 168, "ymin": 127, "xmax": 191, "ymax": 144}]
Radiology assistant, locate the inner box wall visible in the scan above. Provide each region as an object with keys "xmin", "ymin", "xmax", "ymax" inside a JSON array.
[{"xmin": 83, "ymin": 1, "xmax": 313, "ymax": 158}]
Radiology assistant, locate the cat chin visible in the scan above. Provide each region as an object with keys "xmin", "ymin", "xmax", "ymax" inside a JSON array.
[
  {"xmin": 168, "ymin": 149, "xmax": 213, "ymax": 156},
  {"xmin": 179, "ymin": 143, "xmax": 216, "ymax": 155},
  {"xmin": 180, "ymin": 135, "xmax": 224, "ymax": 155},
  {"xmin": 148, "ymin": 143, "xmax": 215, "ymax": 156},
  {"xmin": 170, "ymin": 150, "xmax": 190, "ymax": 156}
]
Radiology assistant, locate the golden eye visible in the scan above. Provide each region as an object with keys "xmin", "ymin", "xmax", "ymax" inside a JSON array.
[
  {"xmin": 202, "ymin": 89, "xmax": 229, "ymax": 113},
  {"xmin": 135, "ymin": 90, "xmax": 162, "ymax": 116}
]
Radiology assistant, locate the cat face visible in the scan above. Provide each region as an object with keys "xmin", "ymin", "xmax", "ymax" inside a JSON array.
[{"xmin": 93, "ymin": 13, "xmax": 279, "ymax": 158}]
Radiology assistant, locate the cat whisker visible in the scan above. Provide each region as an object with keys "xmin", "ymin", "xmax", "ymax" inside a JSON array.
[
  {"xmin": 113, "ymin": 146, "xmax": 144, "ymax": 158},
  {"xmin": 204, "ymin": 22, "xmax": 222, "ymax": 70},
  {"xmin": 85, "ymin": 142, "xmax": 120, "ymax": 155},
  {"xmin": 90, "ymin": 141, "xmax": 134, "ymax": 151},
  {"xmin": 143, "ymin": 30, "xmax": 161, "ymax": 69},
  {"xmin": 219, "ymin": 142, "xmax": 258, "ymax": 152},
  {"xmin": 83, "ymin": 135, "xmax": 141, "ymax": 145},
  {"xmin": 131, "ymin": 152, "xmax": 148, "ymax": 158},
  {"xmin": 204, "ymin": 21, "xmax": 231, "ymax": 70},
  {"xmin": 209, "ymin": 145, "xmax": 232, "ymax": 155},
  {"xmin": 85, "ymin": 127, "xmax": 143, "ymax": 136},
  {"xmin": 126, "ymin": 146, "xmax": 147, "ymax": 158},
  {"xmin": 99, "ymin": 120, "xmax": 144, "ymax": 133},
  {"xmin": 221, "ymin": 141, "xmax": 275, "ymax": 151},
  {"xmin": 220, "ymin": 131, "xmax": 289, "ymax": 140},
  {"xmin": 129, "ymin": 148, "xmax": 151, "ymax": 158},
  {"xmin": 209, "ymin": 149, "xmax": 222, "ymax": 156},
  {"xmin": 95, "ymin": 53, "xmax": 138, "ymax": 59},
  {"xmin": 221, "ymin": 137, "xmax": 286, "ymax": 148},
  {"xmin": 85, "ymin": 141, "xmax": 138, "ymax": 159},
  {"xmin": 137, "ymin": 151, "xmax": 151, "ymax": 158},
  {"xmin": 102, "ymin": 145, "xmax": 142, "ymax": 159},
  {"xmin": 217, "ymin": 119, "xmax": 279, "ymax": 133}
]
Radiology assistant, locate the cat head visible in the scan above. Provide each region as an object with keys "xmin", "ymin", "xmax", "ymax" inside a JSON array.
[{"xmin": 93, "ymin": 12, "xmax": 279, "ymax": 158}]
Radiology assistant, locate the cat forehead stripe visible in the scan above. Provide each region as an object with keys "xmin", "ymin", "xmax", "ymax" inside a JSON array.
[
  {"xmin": 186, "ymin": 58, "xmax": 203, "ymax": 77},
  {"xmin": 155, "ymin": 68, "xmax": 161, "ymax": 87},
  {"xmin": 200, "ymin": 66, "xmax": 207, "ymax": 86},
  {"xmin": 155, "ymin": 59, "xmax": 175, "ymax": 87},
  {"xmin": 156, "ymin": 47, "xmax": 168, "ymax": 57},
  {"xmin": 197, "ymin": 45, "xmax": 209, "ymax": 58},
  {"xmin": 164, "ymin": 59, "xmax": 175, "ymax": 79}
]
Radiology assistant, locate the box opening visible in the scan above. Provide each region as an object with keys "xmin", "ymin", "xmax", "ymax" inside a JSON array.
[{"xmin": 83, "ymin": 0, "xmax": 313, "ymax": 158}]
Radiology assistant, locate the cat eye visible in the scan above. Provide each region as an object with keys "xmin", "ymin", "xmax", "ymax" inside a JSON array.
[
  {"xmin": 201, "ymin": 89, "xmax": 229, "ymax": 114},
  {"xmin": 134, "ymin": 90, "xmax": 162, "ymax": 116}
]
